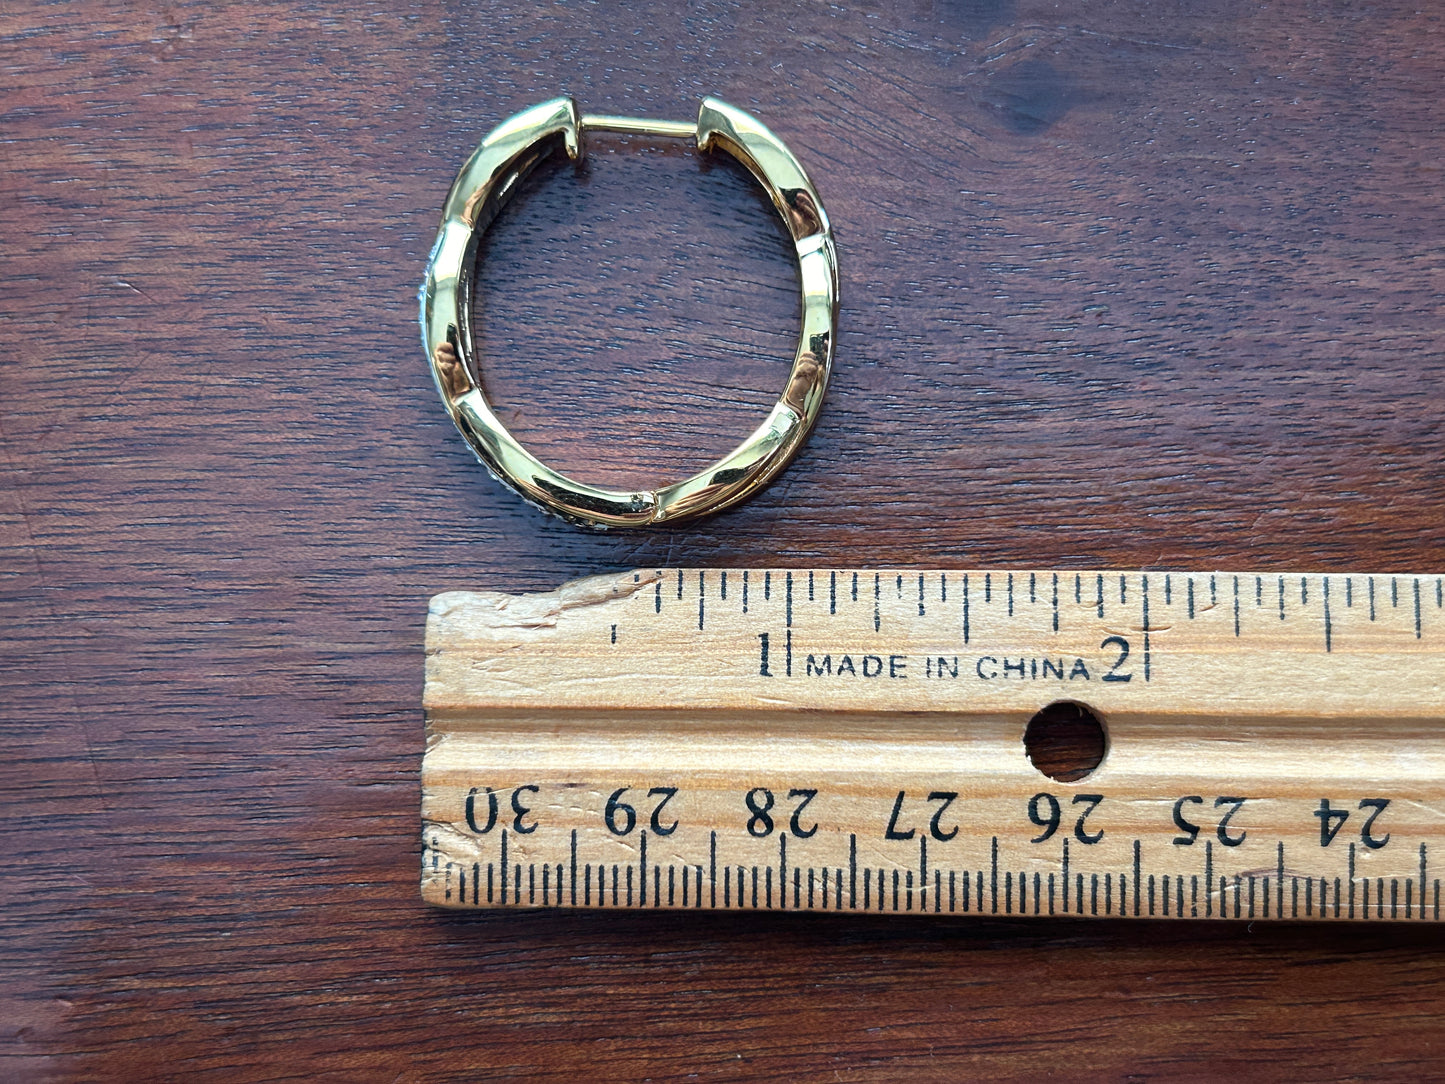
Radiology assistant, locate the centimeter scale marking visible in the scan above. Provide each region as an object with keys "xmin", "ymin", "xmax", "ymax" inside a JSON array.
[
  {"xmin": 427, "ymin": 829, "xmax": 1437, "ymax": 922},
  {"xmin": 421, "ymin": 568, "xmax": 1445, "ymax": 921}
]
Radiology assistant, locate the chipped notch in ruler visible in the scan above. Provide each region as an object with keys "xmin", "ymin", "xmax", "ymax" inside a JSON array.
[{"xmin": 422, "ymin": 568, "xmax": 1445, "ymax": 921}]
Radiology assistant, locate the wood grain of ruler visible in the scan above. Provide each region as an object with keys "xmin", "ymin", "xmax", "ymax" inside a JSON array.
[{"xmin": 421, "ymin": 568, "xmax": 1445, "ymax": 921}]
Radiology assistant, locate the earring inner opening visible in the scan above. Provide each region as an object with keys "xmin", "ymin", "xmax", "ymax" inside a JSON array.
[{"xmin": 467, "ymin": 133, "xmax": 801, "ymax": 493}]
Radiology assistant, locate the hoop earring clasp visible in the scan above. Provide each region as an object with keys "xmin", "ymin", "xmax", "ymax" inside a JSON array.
[{"xmin": 421, "ymin": 97, "xmax": 839, "ymax": 528}]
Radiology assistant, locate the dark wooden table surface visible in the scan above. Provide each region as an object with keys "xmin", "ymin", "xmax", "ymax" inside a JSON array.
[{"xmin": 5, "ymin": 1, "xmax": 1444, "ymax": 1079}]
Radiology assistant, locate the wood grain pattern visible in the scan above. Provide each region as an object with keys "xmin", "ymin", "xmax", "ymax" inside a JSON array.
[{"xmin": 3, "ymin": 0, "xmax": 1444, "ymax": 1077}]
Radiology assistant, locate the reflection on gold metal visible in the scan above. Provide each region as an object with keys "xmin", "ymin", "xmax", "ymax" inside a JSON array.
[{"xmin": 420, "ymin": 97, "xmax": 839, "ymax": 528}]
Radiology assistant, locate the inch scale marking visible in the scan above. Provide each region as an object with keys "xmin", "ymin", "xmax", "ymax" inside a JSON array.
[{"xmin": 422, "ymin": 568, "xmax": 1445, "ymax": 921}]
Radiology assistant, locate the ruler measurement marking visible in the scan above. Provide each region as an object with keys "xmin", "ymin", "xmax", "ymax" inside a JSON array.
[
  {"xmin": 1277, "ymin": 841, "xmax": 1285, "ymax": 917},
  {"xmin": 919, "ymin": 836, "xmax": 928, "ymax": 911},
  {"xmin": 639, "ymin": 831, "xmax": 648, "ymax": 906},
  {"xmin": 991, "ymin": 836, "xmax": 999, "ymax": 913},
  {"xmin": 779, "ymin": 835, "xmax": 787, "ymax": 909},
  {"xmin": 500, "ymin": 829, "xmax": 508, "ymax": 904},
  {"xmin": 1422, "ymin": 844, "xmax": 1429, "ymax": 921},
  {"xmin": 1142, "ymin": 574, "xmax": 1151, "ymax": 682},
  {"xmin": 1136, "ymin": 840, "xmax": 1144, "ymax": 917},
  {"xmin": 1203, "ymin": 841, "xmax": 1213, "ymax": 918},
  {"xmin": 1323, "ymin": 576, "xmax": 1333, "ymax": 652},
  {"xmin": 1349, "ymin": 843, "xmax": 1357, "ymax": 918},
  {"xmin": 1062, "ymin": 839, "xmax": 1070, "ymax": 912},
  {"xmin": 849, "ymin": 834, "xmax": 857, "ymax": 909},
  {"xmin": 443, "ymin": 804, "xmax": 1439, "ymax": 917}
]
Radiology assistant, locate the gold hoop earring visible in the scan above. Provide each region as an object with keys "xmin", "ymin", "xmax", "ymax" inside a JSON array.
[{"xmin": 420, "ymin": 97, "xmax": 839, "ymax": 528}]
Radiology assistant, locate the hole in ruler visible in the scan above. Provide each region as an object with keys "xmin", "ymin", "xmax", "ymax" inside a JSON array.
[{"xmin": 1024, "ymin": 702, "xmax": 1107, "ymax": 782}]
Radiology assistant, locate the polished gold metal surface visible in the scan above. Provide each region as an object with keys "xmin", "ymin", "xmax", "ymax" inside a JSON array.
[{"xmin": 420, "ymin": 97, "xmax": 839, "ymax": 528}]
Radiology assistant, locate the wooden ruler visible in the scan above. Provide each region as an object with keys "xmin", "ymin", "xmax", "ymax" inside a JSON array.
[{"xmin": 422, "ymin": 568, "xmax": 1445, "ymax": 921}]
